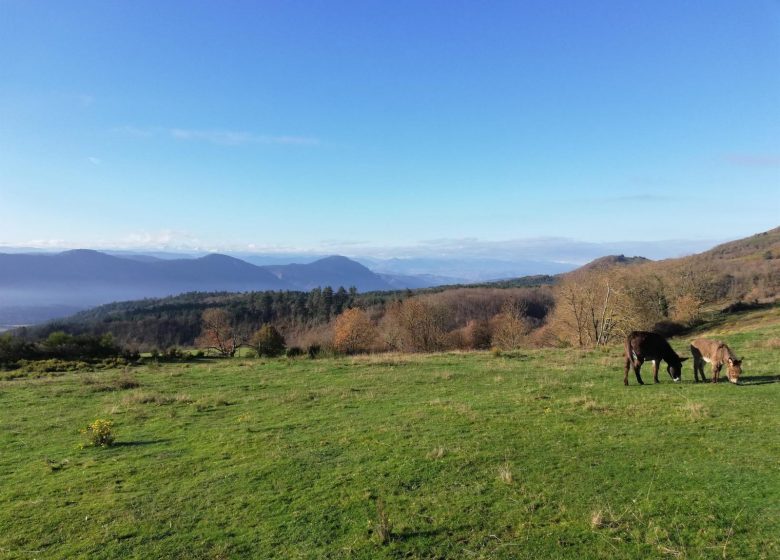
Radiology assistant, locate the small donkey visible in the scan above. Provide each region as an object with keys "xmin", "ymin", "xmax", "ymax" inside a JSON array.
[
  {"xmin": 624, "ymin": 331, "xmax": 688, "ymax": 386},
  {"xmin": 690, "ymin": 339, "xmax": 743, "ymax": 384}
]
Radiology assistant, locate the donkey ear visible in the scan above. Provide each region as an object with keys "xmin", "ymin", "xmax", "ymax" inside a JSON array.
[{"xmin": 728, "ymin": 357, "xmax": 733, "ymax": 365}]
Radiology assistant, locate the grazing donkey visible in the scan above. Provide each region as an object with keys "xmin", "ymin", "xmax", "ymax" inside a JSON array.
[
  {"xmin": 624, "ymin": 331, "xmax": 688, "ymax": 386},
  {"xmin": 690, "ymin": 339, "xmax": 743, "ymax": 384}
]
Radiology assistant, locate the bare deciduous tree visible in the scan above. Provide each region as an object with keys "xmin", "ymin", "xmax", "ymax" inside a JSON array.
[
  {"xmin": 195, "ymin": 308, "xmax": 245, "ymax": 357},
  {"xmin": 381, "ymin": 298, "xmax": 451, "ymax": 352},
  {"xmin": 490, "ymin": 300, "xmax": 531, "ymax": 350}
]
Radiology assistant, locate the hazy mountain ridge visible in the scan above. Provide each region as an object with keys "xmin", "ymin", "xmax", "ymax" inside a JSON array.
[{"xmin": 0, "ymin": 250, "xmax": 430, "ymax": 324}]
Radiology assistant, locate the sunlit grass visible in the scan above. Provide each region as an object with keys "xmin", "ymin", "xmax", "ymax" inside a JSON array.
[{"xmin": 0, "ymin": 314, "xmax": 778, "ymax": 558}]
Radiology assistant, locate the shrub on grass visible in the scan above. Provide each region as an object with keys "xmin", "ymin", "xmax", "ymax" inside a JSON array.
[
  {"xmin": 81, "ymin": 419, "xmax": 115, "ymax": 447},
  {"xmin": 114, "ymin": 371, "xmax": 140, "ymax": 390},
  {"xmin": 252, "ymin": 325, "xmax": 286, "ymax": 357},
  {"xmin": 286, "ymin": 346, "xmax": 303, "ymax": 358}
]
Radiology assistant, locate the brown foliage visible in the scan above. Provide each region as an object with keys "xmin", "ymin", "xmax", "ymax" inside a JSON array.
[
  {"xmin": 490, "ymin": 300, "xmax": 534, "ymax": 349},
  {"xmin": 285, "ymin": 322, "xmax": 334, "ymax": 352},
  {"xmin": 380, "ymin": 299, "xmax": 451, "ymax": 352},
  {"xmin": 333, "ymin": 308, "xmax": 378, "ymax": 354},
  {"xmin": 464, "ymin": 319, "xmax": 492, "ymax": 350},
  {"xmin": 549, "ymin": 267, "xmax": 670, "ymax": 347}
]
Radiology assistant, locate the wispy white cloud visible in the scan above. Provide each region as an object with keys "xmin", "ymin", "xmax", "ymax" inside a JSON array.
[
  {"xmin": 723, "ymin": 153, "xmax": 780, "ymax": 167},
  {"xmin": 26, "ymin": 239, "xmax": 70, "ymax": 248},
  {"xmin": 114, "ymin": 125, "xmax": 157, "ymax": 137},
  {"xmin": 120, "ymin": 230, "xmax": 203, "ymax": 250},
  {"xmin": 569, "ymin": 193, "xmax": 676, "ymax": 205},
  {"xmin": 115, "ymin": 125, "xmax": 319, "ymax": 146},
  {"xmin": 87, "ymin": 156, "xmax": 102, "ymax": 166}
]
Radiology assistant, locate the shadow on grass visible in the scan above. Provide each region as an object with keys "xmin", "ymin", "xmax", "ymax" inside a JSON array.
[
  {"xmin": 393, "ymin": 526, "xmax": 472, "ymax": 541},
  {"xmin": 739, "ymin": 375, "xmax": 780, "ymax": 386},
  {"xmin": 112, "ymin": 439, "xmax": 170, "ymax": 447}
]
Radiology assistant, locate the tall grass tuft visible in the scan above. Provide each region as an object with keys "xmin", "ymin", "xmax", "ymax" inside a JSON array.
[
  {"xmin": 373, "ymin": 498, "xmax": 392, "ymax": 544},
  {"xmin": 498, "ymin": 462, "xmax": 513, "ymax": 485}
]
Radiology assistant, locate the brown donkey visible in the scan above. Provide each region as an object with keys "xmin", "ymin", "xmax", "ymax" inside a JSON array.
[
  {"xmin": 624, "ymin": 331, "xmax": 688, "ymax": 386},
  {"xmin": 690, "ymin": 339, "xmax": 743, "ymax": 384}
]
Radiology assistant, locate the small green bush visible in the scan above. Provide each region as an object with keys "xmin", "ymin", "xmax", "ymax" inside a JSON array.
[{"xmin": 252, "ymin": 325, "xmax": 286, "ymax": 357}]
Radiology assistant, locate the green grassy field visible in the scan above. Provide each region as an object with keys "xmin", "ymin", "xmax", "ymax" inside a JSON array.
[{"xmin": 1, "ymin": 308, "xmax": 779, "ymax": 559}]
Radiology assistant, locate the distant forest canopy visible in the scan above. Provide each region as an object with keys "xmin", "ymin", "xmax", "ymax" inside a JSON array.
[
  {"xmin": 15, "ymin": 276, "xmax": 556, "ymax": 351},
  {"xmin": 9, "ymin": 226, "xmax": 780, "ymax": 353}
]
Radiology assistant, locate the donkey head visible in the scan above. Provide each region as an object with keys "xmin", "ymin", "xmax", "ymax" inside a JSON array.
[
  {"xmin": 667, "ymin": 356, "xmax": 688, "ymax": 383},
  {"xmin": 726, "ymin": 357, "xmax": 743, "ymax": 384}
]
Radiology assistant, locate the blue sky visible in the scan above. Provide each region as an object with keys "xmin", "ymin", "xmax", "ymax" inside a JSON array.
[{"xmin": 1, "ymin": 0, "xmax": 778, "ymax": 259}]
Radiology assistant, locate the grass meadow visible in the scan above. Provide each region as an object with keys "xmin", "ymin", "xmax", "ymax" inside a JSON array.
[{"xmin": 1, "ymin": 306, "xmax": 779, "ymax": 559}]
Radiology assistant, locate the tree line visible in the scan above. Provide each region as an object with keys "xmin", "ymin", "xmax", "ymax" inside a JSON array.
[{"xmin": 0, "ymin": 331, "xmax": 124, "ymax": 366}]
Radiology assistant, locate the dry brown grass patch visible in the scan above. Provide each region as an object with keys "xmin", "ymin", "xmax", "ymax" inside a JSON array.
[
  {"xmin": 427, "ymin": 446, "xmax": 446, "ymax": 460},
  {"xmin": 569, "ymin": 395, "xmax": 609, "ymax": 413},
  {"xmin": 122, "ymin": 391, "xmax": 173, "ymax": 405},
  {"xmin": 680, "ymin": 401, "xmax": 709, "ymax": 420},
  {"xmin": 498, "ymin": 462, "xmax": 513, "ymax": 485},
  {"xmin": 350, "ymin": 353, "xmax": 416, "ymax": 366}
]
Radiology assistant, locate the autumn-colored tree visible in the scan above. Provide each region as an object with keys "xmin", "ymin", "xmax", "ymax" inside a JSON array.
[
  {"xmin": 548, "ymin": 270, "xmax": 625, "ymax": 347},
  {"xmin": 381, "ymin": 298, "xmax": 451, "ymax": 352},
  {"xmin": 463, "ymin": 319, "xmax": 492, "ymax": 350},
  {"xmin": 491, "ymin": 301, "xmax": 531, "ymax": 350},
  {"xmin": 333, "ymin": 308, "xmax": 377, "ymax": 354},
  {"xmin": 663, "ymin": 261, "xmax": 711, "ymax": 324},
  {"xmin": 550, "ymin": 267, "xmax": 674, "ymax": 347},
  {"xmin": 251, "ymin": 324, "xmax": 286, "ymax": 357},
  {"xmin": 195, "ymin": 308, "xmax": 244, "ymax": 357}
]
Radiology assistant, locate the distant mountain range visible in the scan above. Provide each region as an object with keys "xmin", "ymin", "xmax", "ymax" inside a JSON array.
[{"xmin": 0, "ymin": 250, "xmax": 461, "ymax": 326}]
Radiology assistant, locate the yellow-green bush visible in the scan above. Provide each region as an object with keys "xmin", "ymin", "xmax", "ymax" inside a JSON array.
[{"xmin": 81, "ymin": 419, "xmax": 115, "ymax": 447}]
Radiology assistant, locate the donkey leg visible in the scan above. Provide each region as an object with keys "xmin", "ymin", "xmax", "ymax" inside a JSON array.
[
  {"xmin": 634, "ymin": 361, "xmax": 645, "ymax": 385},
  {"xmin": 697, "ymin": 359, "xmax": 708, "ymax": 382},
  {"xmin": 624, "ymin": 356, "xmax": 631, "ymax": 386},
  {"xmin": 652, "ymin": 360, "xmax": 660, "ymax": 384},
  {"xmin": 712, "ymin": 364, "xmax": 721, "ymax": 384}
]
